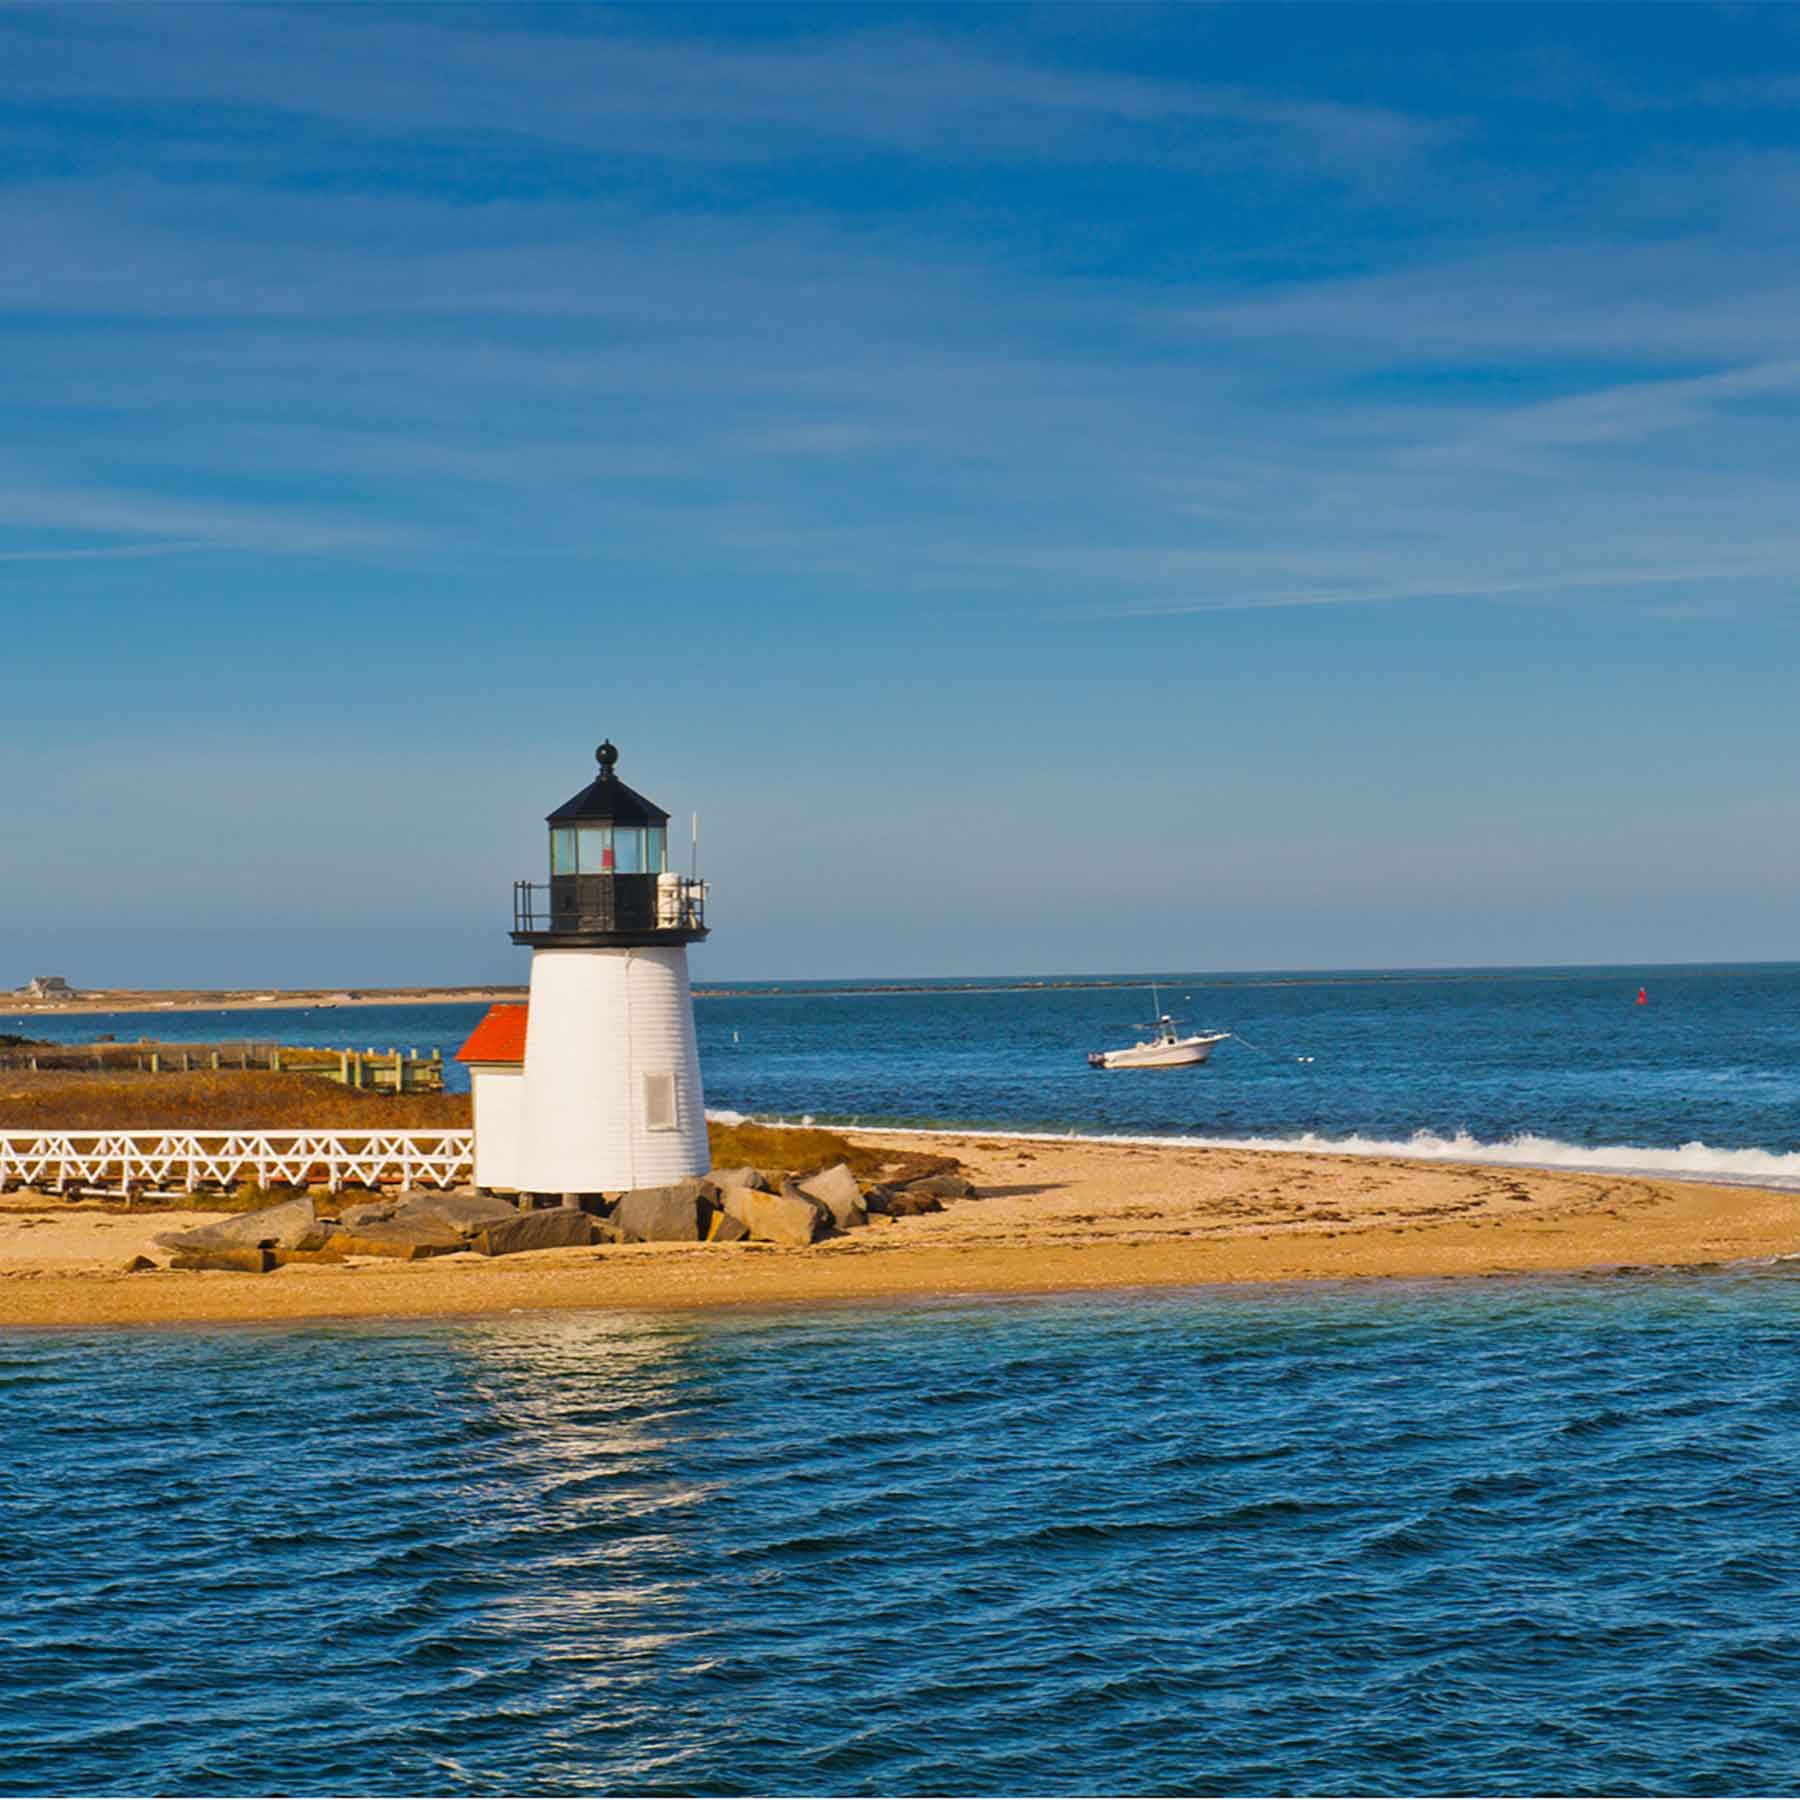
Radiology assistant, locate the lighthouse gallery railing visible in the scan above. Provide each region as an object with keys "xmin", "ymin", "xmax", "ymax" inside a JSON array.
[
  {"xmin": 513, "ymin": 874, "xmax": 706, "ymax": 935},
  {"xmin": 0, "ymin": 1129, "xmax": 473, "ymax": 1198}
]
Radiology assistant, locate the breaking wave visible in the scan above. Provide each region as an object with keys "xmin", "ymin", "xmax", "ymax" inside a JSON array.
[
  {"xmin": 709, "ymin": 1112, "xmax": 1800, "ymax": 1191},
  {"xmin": 1170, "ymin": 1128, "xmax": 1800, "ymax": 1190}
]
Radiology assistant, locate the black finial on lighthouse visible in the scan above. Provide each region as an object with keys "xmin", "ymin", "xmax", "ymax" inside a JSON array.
[{"xmin": 596, "ymin": 739, "xmax": 619, "ymax": 775}]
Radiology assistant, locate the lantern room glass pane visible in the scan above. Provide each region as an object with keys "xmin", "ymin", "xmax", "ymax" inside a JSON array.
[
  {"xmin": 613, "ymin": 828, "xmax": 644, "ymax": 874},
  {"xmin": 550, "ymin": 828, "xmax": 576, "ymax": 875},
  {"xmin": 577, "ymin": 826, "xmax": 612, "ymax": 873},
  {"xmin": 646, "ymin": 827, "xmax": 667, "ymax": 873}
]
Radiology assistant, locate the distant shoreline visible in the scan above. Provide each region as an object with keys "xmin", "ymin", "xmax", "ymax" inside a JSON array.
[
  {"xmin": 8, "ymin": 961, "xmax": 1796, "ymax": 1024},
  {"xmin": 0, "ymin": 988, "xmax": 525, "ymax": 1019},
  {"xmin": 8, "ymin": 962, "xmax": 1789, "ymax": 1021}
]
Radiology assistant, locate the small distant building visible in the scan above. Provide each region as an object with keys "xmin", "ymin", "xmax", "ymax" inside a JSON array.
[{"xmin": 21, "ymin": 976, "xmax": 72, "ymax": 1000}]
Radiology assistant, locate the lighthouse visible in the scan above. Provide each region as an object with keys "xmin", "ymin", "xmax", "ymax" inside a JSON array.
[{"xmin": 478, "ymin": 739, "xmax": 709, "ymax": 1199}]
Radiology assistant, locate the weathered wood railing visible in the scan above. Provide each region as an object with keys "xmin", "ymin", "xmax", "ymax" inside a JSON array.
[
  {"xmin": 0, "ymin": 1130, "xmax": 474, "ymax": 1199},
  {"xmin": 0, "ymin": 1043, "xmax": 446, "ymax": 1091}
]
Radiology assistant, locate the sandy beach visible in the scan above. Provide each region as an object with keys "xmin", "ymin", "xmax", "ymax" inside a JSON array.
[{"xmin": 3, "ymin": 1130, "xmax": 1796, "ymax": 1329}]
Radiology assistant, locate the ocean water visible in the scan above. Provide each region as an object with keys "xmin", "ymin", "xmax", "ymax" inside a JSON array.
[
  {"xmin": 696, "ymin": 963, "xmax": 1800, "ymax": 1187},
  {"xmin": 6, "ymin": 964, "xmax": 1800, "ymax": 1189},
  {"xmin": 11, "ymin": 1274, "xmax": 1800, "ymax": 1796}
]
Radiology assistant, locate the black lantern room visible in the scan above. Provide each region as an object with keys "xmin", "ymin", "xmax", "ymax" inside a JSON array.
[{"xmin": 511, "ymin": 741, "xmax": 708, "ymax": 947}]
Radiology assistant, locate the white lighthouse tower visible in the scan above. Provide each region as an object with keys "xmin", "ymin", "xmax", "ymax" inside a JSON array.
[{"xmin": 505, "ymin": 738, "xmax": 710, "ymax": 1199}]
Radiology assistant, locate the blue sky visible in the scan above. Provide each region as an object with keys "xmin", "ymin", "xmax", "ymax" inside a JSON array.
[{"xmin": 3, "ymin": 2, "xmax": 1798, "ymax": 985}]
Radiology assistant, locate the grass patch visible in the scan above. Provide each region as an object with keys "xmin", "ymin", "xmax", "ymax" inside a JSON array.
[{"xmin": 0, "ymin": 1069, "xmax": 471, "ymax": 1131}]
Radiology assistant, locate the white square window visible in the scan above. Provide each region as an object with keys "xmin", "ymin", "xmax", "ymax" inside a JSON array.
[{"xmin": 643, "ymin": 1071, "xmax": 678, "ymax": 1132}]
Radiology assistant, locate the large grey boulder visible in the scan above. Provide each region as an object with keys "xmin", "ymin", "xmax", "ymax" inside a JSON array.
[
  {"xmin": 324, "ymin": 1218, "xmax": 467, "ymax": 1260},
  {"xmin": 886, "ymin": 1190, "xmax": 945, "ymax": 1217},
  {"xmin": 395, "ymin": 1191, "xmax": 518, "ymax": 1236},
  {"xmin": 337, "ymin": 1197, "xmax": 401, "ymax": 1230},
  {"xmin": 709, "ymin": 1165, "xmax": 770, "ymax": 1193},
  {"xmin": 155, "ymin": 1196, "xmax": 320, "ymax": 1254},
  {"xmin": 338, "ymin": 1190, "xmax": 518, "ymax": 1238},
  {"xmin": 613, "ymin": 1177, "xmax": 718, "ymax": 1243},
  {"xmin": 473, "ymin": 1210, "xmax": 597, "ymax": 1256},
  {"xmin": 903, "ymin": 1173, "xmax": 977, "ymax": 1200},
  {"xmin": 798, "ymin": 1162, "xmax": 868, "ymax": 1231},
  {"xmin": 720, "ymin": 1183, "xmax": 827, "ymax": 1247},
  {"xmin": 170, "ymin": 1248, "xmax": 276, "ymax": 1274}
]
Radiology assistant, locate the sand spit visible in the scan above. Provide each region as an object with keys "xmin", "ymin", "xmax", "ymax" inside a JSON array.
[{"xmin": 3, "ymin": 1131, "xmax": 1797, "ymax": 1329}]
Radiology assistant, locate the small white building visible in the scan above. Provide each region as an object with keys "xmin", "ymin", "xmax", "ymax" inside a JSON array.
[
  {"xmin": 454, "ymin": 1002, "xmax": 528, "ymax": 1192},
  {"xmin": 21, "ymin": 976, "xmax": 73, "ymax": 1000},
  {"xmin": 454, "ymin": 740, "xmax": 709, "ymax": 1199}
]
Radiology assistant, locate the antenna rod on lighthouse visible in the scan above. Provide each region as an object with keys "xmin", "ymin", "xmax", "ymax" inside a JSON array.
[{"xmin": 691, "ymin": 812, "xmax": 699, "ymax": 882}]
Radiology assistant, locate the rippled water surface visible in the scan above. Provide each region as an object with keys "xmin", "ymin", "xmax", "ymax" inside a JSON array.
[{"xmin": 11, "ymin": 1276, "xmax": 1800, "ymax": 1795}]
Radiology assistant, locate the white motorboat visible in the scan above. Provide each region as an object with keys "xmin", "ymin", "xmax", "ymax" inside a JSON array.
[
  {"xmin": 1088, "ymin": 988, "xmax": 1231, "ymax": 1069},
  {"xmin": 1088, "ymin": 1015, "xmax": 1229, "ymax": 1069}
]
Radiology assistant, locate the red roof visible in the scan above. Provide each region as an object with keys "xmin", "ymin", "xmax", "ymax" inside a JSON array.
[{"xmin": 456, "ymin": 1002, "xmax": 528, "ymax": 1064}]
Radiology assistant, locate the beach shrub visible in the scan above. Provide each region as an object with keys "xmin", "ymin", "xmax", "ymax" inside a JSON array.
[{"xmin": 705, "ymin": 1119, "xmax": 958, "ymax": 1185}]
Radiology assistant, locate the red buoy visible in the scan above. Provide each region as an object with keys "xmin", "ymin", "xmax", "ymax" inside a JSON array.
[{"xmin": 1637, "ymin": 988, "xmax": 1648, "ymax": 1005}]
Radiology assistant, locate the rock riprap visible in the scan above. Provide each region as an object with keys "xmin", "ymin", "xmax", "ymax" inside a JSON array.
[
  {"xmin": 155, "ymin": 1197, "xmax": 327, "ymax": 1255},
  {"xmin": 612, "ymin": 1178, "xmax": 718, "ymax": 1243},
  {"xmin": 720, "ymin": 1183, "xmax": 828, "ymax": 1246},
  {"xmin": 903, "ymin": 1173, "xmax": 978, "ymax": 1199},
  {"xmin": 473, "ymin": 1210, "xmax": 597, "ymax": 1256},
  {"xmin": 340, "ymin": 1191, "xmax": 517, "ymax": 1236},
  {"xmin": 328, "ymin": 1190, "xmax": 518, "ymax": 1259},
  {"xmin": 797, "ymin": 1162, "xmax": 868, "ymax": 1231},
  {"xmin": 709, "ymin": 1165, "xmax": 770, "ymax": 1193},
  {"xmin": 152, "ymin": 1158, "xmax": 977, "ymax": 1271},
  {"xmin": 326, "ymin": 1219, "xmax": 466, "ymax": 1261}
]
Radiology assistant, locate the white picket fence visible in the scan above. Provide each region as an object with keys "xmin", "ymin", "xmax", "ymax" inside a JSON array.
[{"xmin": 0, "ymin": 1130, "xmax": 474, "ymax": 1198}]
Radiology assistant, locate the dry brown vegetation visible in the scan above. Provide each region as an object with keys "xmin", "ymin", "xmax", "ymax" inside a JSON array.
[
  {"xmin": 0, "ymin": 1069, "xmax": 471, "ymax": 1131},
  {"xmin": 704, "ymin": 1119, "xmax": 958, "ymax": 1185}
]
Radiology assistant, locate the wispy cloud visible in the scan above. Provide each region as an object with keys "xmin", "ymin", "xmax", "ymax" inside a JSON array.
[
  {"xmin": 0, "ymin": 485, "xmax": 417, "ymax": 555},
  {"xmin": 1164, "ymin": 241, "xmax": 1800, "ymax": 365},
  {"xmin": 1413, "ymin": 358, "xmax": 1800, "ymax": 460},
  {"xmin": 0, "ymin": 6, "xmax": 1446, "ymax": 175},
  {"xmin": 0, "ymin": 539, "xmax": 216, "ymax": 563},
  {"xmin": 1083, "ymin": 555, "xmax": 1800, "ymax": 619}
]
